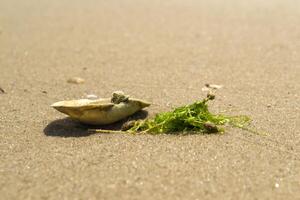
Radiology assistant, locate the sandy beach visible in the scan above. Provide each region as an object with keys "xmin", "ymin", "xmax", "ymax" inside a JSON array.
[{"xmin": 0, "ymin": 0, "xmax": 299, "ymax": 199}]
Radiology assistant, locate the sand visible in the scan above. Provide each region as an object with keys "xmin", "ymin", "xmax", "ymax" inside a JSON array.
[{"xmin": 0, "ymin": 0, "xmax": 299, "ymax": 199}]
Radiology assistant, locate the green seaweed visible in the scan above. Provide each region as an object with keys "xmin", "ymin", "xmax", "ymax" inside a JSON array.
[{"xmin": 123, "ymin": 94, "xmax": 251, "ymax": 134}]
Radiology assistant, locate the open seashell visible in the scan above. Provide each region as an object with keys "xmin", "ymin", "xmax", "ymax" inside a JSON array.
[{"xmin": 51, "ymin": 91, "xmax": 150, "ymax": 125}]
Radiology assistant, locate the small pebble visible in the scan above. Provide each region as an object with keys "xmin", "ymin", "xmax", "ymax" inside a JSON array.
[
  {"xmin": 67, "ymin": 77, "xmax": 85, "ymax": 84},
  {"xmin": 275, "ymin": 183, "xmax": 279, "ymax": 188},
  {"xmin": 0, "ymin": 87, "xmax": 5, "ymax": 94},
  {"xmin": 42, "ymin": 90, "xmax": 47, "ymax": 94},
  {"xmin": 203, "ymin": 122, "xmax": 218, "ymax": 133}
]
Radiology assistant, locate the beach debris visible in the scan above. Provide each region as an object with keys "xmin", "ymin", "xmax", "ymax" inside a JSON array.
[
  {"xmin": 0, "ymin": 87, "xmax": 5, "ymax": 94},
  {"xmin": 42, "ymin": 90, "xmax": 47, "ymax": 94},
  {"xmin": 111, "ymin": 91, "xmax": 129, "ymax": 103},
  {"xmin": 51, "ymin": 91, "xmax": 150, "ymax": 125},
  {"xmin": 67, "ymin": 77, "xmax": 85, "ymax": 84},
  {"xmin": 205, "ymin": 83, "xmax": 223, "ymax": 89},
  {"xmin": 202, "ymin": 83, "xmax": 223, "ymax": 91},
  {"xmin": 89, "ymin": 92, "xmax": 253, "ymax": 135},
  {"xmin": 86, "ymin": 94, "xmax": 98, "ymax": 100}
]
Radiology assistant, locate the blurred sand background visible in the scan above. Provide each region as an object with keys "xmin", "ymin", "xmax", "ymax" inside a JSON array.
[{"xmin": 0, "ymin": 0, "xmax": 299, "ymax": 199}]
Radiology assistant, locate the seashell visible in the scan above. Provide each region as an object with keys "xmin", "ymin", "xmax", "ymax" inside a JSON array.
[
  {"xmin": 67, "ymin": 77, "xmax": 85, "ymax": 84},
  {"xmin": 202, "ymin": 84, "xmax": 223, "ymax": 92},
  {"xmin": 204, "ymin": 84, "xmax": 223, "ymax": 89},
  {"xmin": 51, "ymin": 91, "xmax": 150, "ymax": 125}
]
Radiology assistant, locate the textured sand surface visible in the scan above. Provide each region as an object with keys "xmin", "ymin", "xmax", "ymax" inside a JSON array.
[{"xmin": 0, "ymin": 0, "xmax": 300, "ymax": 199}]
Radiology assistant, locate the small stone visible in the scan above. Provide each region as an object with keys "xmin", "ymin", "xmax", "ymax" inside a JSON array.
[
  {"xmin": 67, "ymin": 77, "xmax": 85, "ymax": 84},
  {"xmin": 275, "ymin": 183, "xmax": 279, "ymax": 188},
  {"xmin": 42, "ymin": 90, "xmax": 47, "ymax": 94},
  {"xmin": 0, "ymin": 87, "xmax": 5, "ymax": 94},
  {"xmin": 203, "ymin": 122, "xmax": 218, "ymax": 133}
]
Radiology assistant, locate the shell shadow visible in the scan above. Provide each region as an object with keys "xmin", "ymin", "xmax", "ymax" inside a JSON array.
[{"xmin": 44, "ymin": 110, "xmax": 149, "ymax": 137}]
